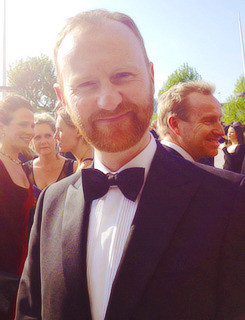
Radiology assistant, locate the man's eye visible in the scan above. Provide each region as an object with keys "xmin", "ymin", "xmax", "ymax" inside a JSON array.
[
  {"xmin": 113, "ymin": 72, "xmax": 131, "ymax": 79},
  {"xmin": 118, "ymin": 72, "xmax": 130, "ymax": 78},
  {"xmin": 19, "ymin": 122, "xmax": 28, "ymax": 127},
  {"xmin": 78, "ymin": 81, "xmax": 96, "ymax": 88}
]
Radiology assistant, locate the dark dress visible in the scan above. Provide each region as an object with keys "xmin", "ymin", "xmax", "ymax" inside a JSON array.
[
  {"xmin": 223, "ymin": 144, "xmax": 245, "ymax": 173},
  {"xmin": 0, "ymin": 160, "xmax": 34, "ymax": 319},
  {"xmin": 24, "ymin": 158, "xmax": 75, "ymax": 200},
  {"xmin": 24, "ymin": 159, "xmax": 75, "ymax": 232}
]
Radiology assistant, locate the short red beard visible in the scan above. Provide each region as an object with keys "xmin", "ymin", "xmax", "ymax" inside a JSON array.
[{"xmin": 69, "ymin": 94, "xmax": 154, "ymax": 153}]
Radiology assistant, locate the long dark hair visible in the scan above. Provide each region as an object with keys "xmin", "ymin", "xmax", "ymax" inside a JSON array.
[
  {"xmin": 0, "ymin": 95, "xmax": 33, "ymax": 125},
  {"xmin": 230, "ymin": 124, "xmax": 244, "ymax": 145}
]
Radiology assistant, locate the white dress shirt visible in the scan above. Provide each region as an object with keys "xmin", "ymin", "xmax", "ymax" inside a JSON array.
[
  {"xmin": 87, "ymin": 135, "xmax": 157, "ymax": 320},
  {"xmin": 161, "ymin": 140, "xmax": 195, "ymax": 161}
]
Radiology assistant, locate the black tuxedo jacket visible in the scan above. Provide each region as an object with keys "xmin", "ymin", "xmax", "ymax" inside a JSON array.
[
  {"xmin": 162, "ymin": 144, "xmax": 214, "ymax": 166},
  {"xmin": 16, "ymin": 143, "xmax": 245, "ymax": 320},
  {"xmin": 241, "ymin": 156, "xmax": 245, "ymax": 174}
]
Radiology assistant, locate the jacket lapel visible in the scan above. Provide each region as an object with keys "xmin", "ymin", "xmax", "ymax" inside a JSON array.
[
  {"xmin": 61, "ymin": 175, "xmax": 92, "ymax": 319},
  {"xmin": 105, "ymin": 143, "xmax": 202, "ymax": 319}
]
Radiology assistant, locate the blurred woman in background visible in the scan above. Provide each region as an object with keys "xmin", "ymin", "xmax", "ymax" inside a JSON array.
[
  {"xmin": 222, "ymin": 124, "xmax": 245, "ymax": 173},
  {"xmin": 54, "ymin": 107, "xmax": 93, "ymax": 169},
  {"xmin": 24, "ymin": 113, "xmax": 78, "ymax": 202},
  {"xmin": 0, "ymin": 95, "xmax": 34, "ymax": 320}
]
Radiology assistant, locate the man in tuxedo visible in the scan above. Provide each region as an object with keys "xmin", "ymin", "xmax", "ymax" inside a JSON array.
[
  {"xmin": 16, "ymin": 9, "xmax": 245, "ymax": 320},
  {"xmin": 157, "ymin": 81, "xmax": 224, "ymax": 165}
]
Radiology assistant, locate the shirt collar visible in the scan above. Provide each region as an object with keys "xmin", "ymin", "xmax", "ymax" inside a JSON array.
[
  {"xmin": 161, "ymin": 140, "xmax": 195, "ymax": 162},
  {"xmin": 94, "ymin": 133, "xmax": 157, "ymax": 179}
]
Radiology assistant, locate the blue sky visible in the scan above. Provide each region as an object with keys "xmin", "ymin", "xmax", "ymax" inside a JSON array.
[{"xmin": 1, "ymin": 0, "xmax": 245, "ymax": 102}]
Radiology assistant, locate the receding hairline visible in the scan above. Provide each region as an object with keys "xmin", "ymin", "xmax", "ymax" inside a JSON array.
[
  {"xmin": 157, "ymin": 80, "xmax": 217, "ymax": 138},
  {"xmin": 54, "ymin": 10, "xmax": 149, "ymax": 86}
]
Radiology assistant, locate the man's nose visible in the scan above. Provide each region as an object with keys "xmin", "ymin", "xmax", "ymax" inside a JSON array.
[
  {"xmin": 214, "ymin": 122, "xmax": 225, "ymax": 136},
  {"xmin": 97, "ymin": 83, "xmax": 122, "ymax": 110}
]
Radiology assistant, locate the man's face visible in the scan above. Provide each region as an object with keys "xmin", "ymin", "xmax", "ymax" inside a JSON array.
[
  {"xmin": 176, "ymin": 92, "xmax": 224, "ymax": 161},
  {"xmin": 55, "ymin": 20, "xmax": 154, "ymax": 153}
]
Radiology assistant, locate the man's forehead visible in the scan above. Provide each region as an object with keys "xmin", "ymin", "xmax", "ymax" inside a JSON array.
[
  {"xmin": 58, "ymin": 20, "xmax": 140, "ymax": 59},
  {"xmin": 57, "ymin": 20, "xmax": 149, "ymax": 81},
  {"xmin": 187, "ymin": 92, "xmax": 220, "ymax": 106},
  {"xmin": 58, "ymin": 30, "xmax": 79, "ymax": 60},
  {"xmin": 57, "ymin": 19, "xmax": 146, "ymax": 61},
  {"xmin": 187, "ymin": 92, "xmax": 222, "ymax": 115}
]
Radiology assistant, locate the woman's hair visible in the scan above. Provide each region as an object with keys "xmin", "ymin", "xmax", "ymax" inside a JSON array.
[
  {"xmin": 34, "ymin": 113, "xmax": 56, "ymax": 133},
  {"xmin": 0, "ymin": 95, "xmax": 33, "ymax": 125},
  {"xmin": 229, "ymin": 124, "xmax": 244, "ymax": 145},
  {"xmin": 55, "ymin": 105, "xmax": 90, "ymax": 147},
  {"xmin": 56, "ymin": 106, "xmax": 76, "ymax": 129}
]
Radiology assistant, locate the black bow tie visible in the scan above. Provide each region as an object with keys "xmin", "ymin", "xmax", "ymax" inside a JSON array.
[{"xmin": 82, "ymin": 167, "xmax": 145, "ymax": 202}]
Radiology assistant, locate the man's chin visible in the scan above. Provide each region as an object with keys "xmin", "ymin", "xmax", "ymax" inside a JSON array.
[
  {"xmin": 91, "ymin": 138, "xmax": 140, "ymax": 153},
  {"xmin": 87, "ymin": 128, "xmax": 147, "ymax": 153},
  {"xmin": 202, "ymin": 149, "xmax": 218, "ymax": 159}
]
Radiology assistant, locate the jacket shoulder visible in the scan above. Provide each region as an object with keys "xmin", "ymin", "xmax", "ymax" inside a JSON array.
[
  {"xmin": 155, "ymin": 141, "xmax": 245, "ymax": 186},
  {"xmin": 43, "ymin": 170, "xmax": 81, "ymax": 199}
]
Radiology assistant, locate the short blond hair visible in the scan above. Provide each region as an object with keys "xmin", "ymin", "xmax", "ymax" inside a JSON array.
[
  {"xmin": 157, "ymin": 80, "xmax": 215, "ymax": 138},
  {"xmin": 34, "ymin": 113, "xmax": 56, "ymax": 133}
]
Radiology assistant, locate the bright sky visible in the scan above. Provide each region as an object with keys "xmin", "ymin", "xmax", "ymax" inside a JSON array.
[{"xmin": 1, "ymin": 0, "xmax": 245, "ymax": 103}]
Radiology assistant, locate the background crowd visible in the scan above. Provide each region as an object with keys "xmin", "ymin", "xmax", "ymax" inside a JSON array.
[
  {"xmin": 0, "ymin": 90, "xmax": 245, "ymax": 319},
  {"xmin": 0, "ymin": 96, "xmax": 93, "ymax": 319}
]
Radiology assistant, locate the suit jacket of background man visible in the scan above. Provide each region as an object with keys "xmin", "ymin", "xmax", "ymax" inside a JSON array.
[
  {"xmin": 162, "ymin": 144, "xmax": 215, "ymax": 166},
  {"xmin": 241, "ymin": 156, "xmax": 245, "ymax": 174},
  {"xmin": 16, "ymin": 142, "xmax": 245, "ymax": 320}
]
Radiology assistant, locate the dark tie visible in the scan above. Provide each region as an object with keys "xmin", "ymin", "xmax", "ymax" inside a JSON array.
[{"xmin": 82, "ymin": 167, "xmax": 145, "ymax": 202}]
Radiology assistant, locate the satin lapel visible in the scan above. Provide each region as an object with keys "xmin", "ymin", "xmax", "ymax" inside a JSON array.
[
  {"xmin": 62, "ymin": 175, "xmax": 92, "ymax": 319},
  {"xmin": 106, "ymin": 143, "xmax": 202, "ymax": 320}
]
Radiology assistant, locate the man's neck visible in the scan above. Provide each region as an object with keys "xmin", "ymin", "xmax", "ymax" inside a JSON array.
[
  {"xmin": 162, "ymin": 137, "xmax": 195, "ymax": 162},
  {"xmin": 95, "ymin": 132, "xmax": 151, "ymax": 172}
]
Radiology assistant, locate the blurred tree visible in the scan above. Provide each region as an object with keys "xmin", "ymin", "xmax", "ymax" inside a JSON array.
[
  {"xmin": 234, "ymin": 74, "xmax": 245, "ymax": 95},
  {"xmin": 158, "ymin": 63, "xmax": 202, "ymax": 97},
  {"xmin": 222, "ymin": 75, "xmax": 245, "ymax": 124},
  {"xmin": 7, "ymin": 54, "xmax": 57, "ymax": 112}
]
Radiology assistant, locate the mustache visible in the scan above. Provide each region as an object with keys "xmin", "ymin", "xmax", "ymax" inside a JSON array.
[{"xmin": 89, "ymin": 99, "xmax": 138, "ymax": 122}]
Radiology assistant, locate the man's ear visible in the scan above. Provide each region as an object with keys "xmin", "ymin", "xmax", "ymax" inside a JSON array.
[
  {"xmin": 167, "ymin": 116, "xmax": 181, "ymax": 136},
  {"xmin": 149, "ymin": 62, "xmax": 155, "ymax": 95},
  {"xmin": 53, "ymin": 83, "xmax": 66, "ymax": 107},
  {"xmin": 75, "ymin": 128, "xmax": 82, "ymax": 138}
]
